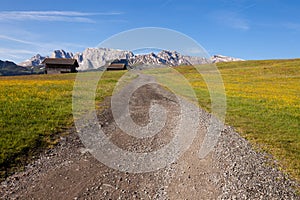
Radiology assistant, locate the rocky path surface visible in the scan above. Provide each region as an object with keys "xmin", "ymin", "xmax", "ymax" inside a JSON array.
[{"xmin": 0, "ymin": 74, "xmax": 299, "ymax": 199}]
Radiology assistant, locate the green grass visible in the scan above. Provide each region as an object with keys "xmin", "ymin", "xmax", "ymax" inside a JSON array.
[
  {"xmin": 174, "ymin": 59, "xmax": 300, "ymax": 181},
  {"xmin": 0, "ymin": 71, "xmax": 125, "ymax": 179},
  {"xmin": 0, "ymin": 59, "xmax": 299, "ymax": 185}
]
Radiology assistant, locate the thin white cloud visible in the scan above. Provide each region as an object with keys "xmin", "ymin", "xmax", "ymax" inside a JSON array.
[
  {"xmin": 0, "ymin": 34, "xmax": 87, "ymax": 50},
  {"xmin": 0, "ymin": 11, "xmax": 122, "ymax": 23},
  {"xmin": 213, "ymin": 11, "xmax": 250, "ymax": 30},
  {"xmin": 0, "ymin": 33, "xmax": 89, "ymax": 62},
  {"xmin": 0, "ymin": 34, "xmax": 41, "ymax": 46},
  {"xmin": 0, "ymin": 48, "xmax": 36, "ymax": 55}
]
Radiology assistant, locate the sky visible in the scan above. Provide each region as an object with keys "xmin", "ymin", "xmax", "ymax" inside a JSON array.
[{"xmin": 0, "ymin": 0, "xmax": 299, "ymax": 63}]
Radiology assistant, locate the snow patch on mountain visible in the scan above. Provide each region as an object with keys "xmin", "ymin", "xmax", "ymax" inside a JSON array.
[
  {"xmin": 51, "ymin": 49, "xmax": 73, "ymax": 59},
  {"xmin": 19, "ymin": 54, "xmax": 47, "ymax": 67},
  {"xmin": 75, "ymin": 48, "xmax": 134, "ymax": 70},
  {"xmin": 127, "ymin": 50, "xmax": 209, "ymax": 67},
  {"xmin": 211, "ymin": 55, "xmax": 244, "ymax": 63}
]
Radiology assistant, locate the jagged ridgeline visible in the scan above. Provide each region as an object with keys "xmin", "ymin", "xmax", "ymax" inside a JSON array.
[
  {"xmin": 0, "ymin": 60, "xmax": 45, "ymax": 76},
  {"xmin": 0, "ymin": 48, "xmax": 243, "ymax": 75},
  {"xmin": 19, "ymin": 48, "xmax": 244, "ymax": 71}
]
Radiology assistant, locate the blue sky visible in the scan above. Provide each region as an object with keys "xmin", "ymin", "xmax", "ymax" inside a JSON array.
[{"xmin": 0, "ymin": 0, "xmax": 299, "ymax": 63}]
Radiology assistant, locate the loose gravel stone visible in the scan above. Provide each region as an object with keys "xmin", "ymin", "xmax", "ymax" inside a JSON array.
[{"xmin": 213, "ymin": 126, "xmax": 299, "ymax": 200}]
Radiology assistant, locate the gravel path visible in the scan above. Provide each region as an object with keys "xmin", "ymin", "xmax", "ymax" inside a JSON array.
[
  {"xmin": 0, "ymin": 73, "xmax": 299, "ymax": 199},
  {"xmin": 214, "ymin": 127, "xmax": 299, "ymax": 199}
]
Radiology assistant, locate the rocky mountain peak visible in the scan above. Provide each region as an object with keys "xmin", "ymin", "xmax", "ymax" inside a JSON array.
[
  {"xmin": 19, "ymin": 48, "xmax": 244, "ymax": 70},
  {"xmin": 211, "ymin": 55, "xmax": 244, "ymax": 63},
  {"xmin": 51, "ymin": 49, "xmax": 74, "ymax": 59},
  {"xmin": 19, "ymin": 54, "xmax": 48, "ymax": 67}
]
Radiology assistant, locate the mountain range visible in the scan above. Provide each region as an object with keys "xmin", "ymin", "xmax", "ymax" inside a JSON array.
[
  {"xmin": 0, "ymin": 60, "xmax": 45, "ymax": 76},
  {"xmin": 19, "ymin": 48, "xmax": 244, "ymax": 71},
  {"xmin": 0, "ymin": 48, "xmax": 244, "ymax": 76}
]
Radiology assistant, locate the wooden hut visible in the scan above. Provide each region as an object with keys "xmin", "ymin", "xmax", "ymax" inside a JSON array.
[
  {"xmin": 42, "ymin": 58, "xmax": 79, "ymax": 74},
  {"xmin": 107, "ymin": 59, "xmax": 128, "ymax": 70}
]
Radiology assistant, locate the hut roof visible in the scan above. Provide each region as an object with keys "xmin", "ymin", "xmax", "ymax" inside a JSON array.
[
  {"xmin": 108, "ymin": 63, "xmax": 126, "ymax": 69},
  {"xmin": 42, "ymin": 58, "xmax": 78, "ymax": 66}
]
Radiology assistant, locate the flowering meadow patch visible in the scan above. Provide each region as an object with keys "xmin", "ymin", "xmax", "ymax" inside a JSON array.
[
  {"xmin": 176, "ymin": 59, "xmax": 300, "ymax": 181},
  {"xmin": 0, "ymin": 60, "xmax": 299, "ymax": 183},
  {"xmin": 0, "ymin": 71, "xmax": 125, "ymax": 179}
]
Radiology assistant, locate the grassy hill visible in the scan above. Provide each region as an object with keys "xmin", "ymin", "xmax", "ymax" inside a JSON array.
[
  {"xmin": 175, "ymin": 59, "xmax": 300, "ymax": 181},
  {"xmin": 0, "ymin": 71, "xmax": 125, "ymax": 179},
  {"xmin": 0, "ymin": 59, "xmax": 299, "ymax": 182}
]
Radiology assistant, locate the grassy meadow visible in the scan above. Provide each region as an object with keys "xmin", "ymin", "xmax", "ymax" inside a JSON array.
[
  {"xmin": 0, "ymin": 59, "xmax": 299, "ymax": 183},
  {"xmin": 175, "ymin": 59, "xmax": 300, "ymax": 181},
  {"xmin": 0, "ymin": 71, "xmax": 125, "ymax": 179}
]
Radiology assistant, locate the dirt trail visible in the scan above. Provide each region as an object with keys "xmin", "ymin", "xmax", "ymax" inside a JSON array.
[{"xmin": 0, "ymin": 73, "xmax": 299, "ymax": 199}]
